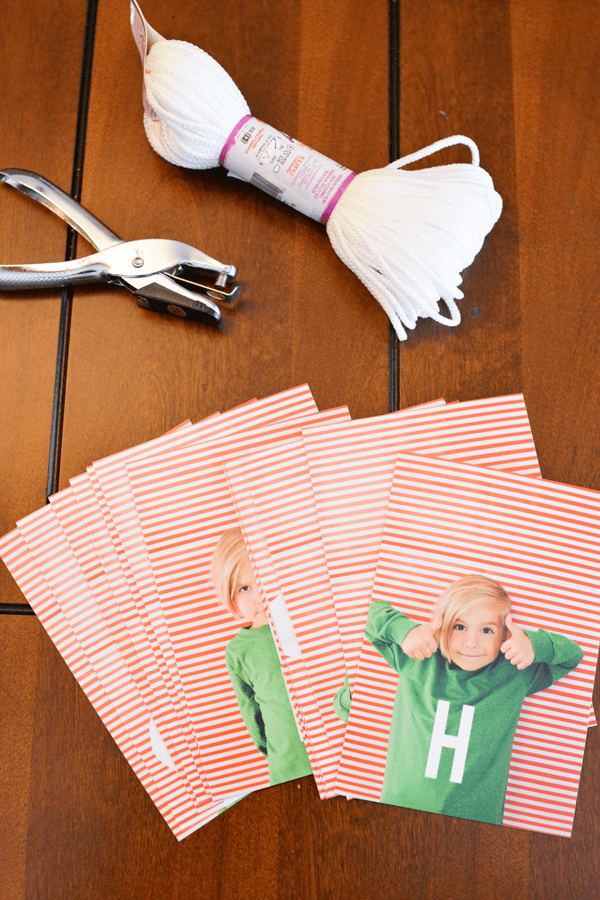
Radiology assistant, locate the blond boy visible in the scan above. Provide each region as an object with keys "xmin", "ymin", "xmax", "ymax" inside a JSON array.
[
  {"xmin": 337, "ymin": 574, "xmax": 583, "ymax": 824},
  {"xmin": 211, "ymin": 527, "xmax": 312, "ymax": 785}
]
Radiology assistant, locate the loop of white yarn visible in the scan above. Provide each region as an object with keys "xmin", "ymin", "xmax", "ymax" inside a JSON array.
[
  {"xmin": 392, "ymin": 134, "xmax": 481, "ymax": 168},
  {"xmin": 141, "ymin": 37, "xmax": 503, "ymax": 340},
  {"xmin": 143, "ymin": 40, "xmax": 250, "ymax": 168}
]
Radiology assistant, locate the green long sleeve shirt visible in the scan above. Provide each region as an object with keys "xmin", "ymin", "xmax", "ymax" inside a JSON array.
[
  {"xmin": 225, "ymin": 624, "xmax": 313, "ymax": 785},
  {"xmin": 359, "ymin": 601, "xmax": 583, "ymax": 825}
]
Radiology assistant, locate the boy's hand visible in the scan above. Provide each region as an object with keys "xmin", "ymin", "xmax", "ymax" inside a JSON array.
[
  {"xmin": 501, "ymin": 614, "xmax": 535, "ymax": 669},
  {"xmin": 402, "ymin": 613, "xmax": 443, "ymax": 660}
]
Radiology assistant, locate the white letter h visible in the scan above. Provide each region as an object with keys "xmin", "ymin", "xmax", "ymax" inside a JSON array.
[{"xmin": 425, "ymin": 700, "xmax": 474, "ymax": 784}]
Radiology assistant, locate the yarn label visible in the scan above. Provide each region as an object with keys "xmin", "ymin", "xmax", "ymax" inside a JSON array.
[
  {"xmin": 129, "ymin": 0, "xmax": 164, "ymax": 122},
  {"xmin": 220, "ymin": 116, "xmax": 356, "ymax": 224}
]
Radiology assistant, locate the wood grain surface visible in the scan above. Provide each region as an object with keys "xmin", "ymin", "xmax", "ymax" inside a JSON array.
[{"xmin": 0, "ymin": 0, "xmax": 598, "ymax": 898}]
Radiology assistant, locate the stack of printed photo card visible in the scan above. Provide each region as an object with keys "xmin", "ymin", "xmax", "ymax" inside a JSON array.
[
  {"xmin": 0, "ymin": 385, "xmax": 345, "ymax": 839},
  {"xmin": 218, "ymin": 392, "xmax": 600, "ymax": 838},
  {"xmin": 1, "ymin": 386, "xmax": 598, "ymax": 841}
]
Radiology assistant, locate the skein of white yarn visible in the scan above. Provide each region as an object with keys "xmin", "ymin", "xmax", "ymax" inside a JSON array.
[{"xmin": 135, "ymin": 11, "xmax": 502, "ymax": 340}]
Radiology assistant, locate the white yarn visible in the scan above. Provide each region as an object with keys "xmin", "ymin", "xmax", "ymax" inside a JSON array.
[
  {"xmin": 143, "ymin": 40, "xmax": 250, "ymax": 168},
  {"xmin": 326, "ymin": 136, "xmax": 503, "ymax": 339},
  {"xmin": 141, "ymin": 38, "xmax": 502, "ymax": 340}
]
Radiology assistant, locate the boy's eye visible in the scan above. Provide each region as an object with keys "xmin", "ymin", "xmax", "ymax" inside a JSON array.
[
  {"xmin": 238, "ymin": 584, "xmax": 251, "ymax": 593},
  {"xmin": 453, "ymin": 623, "xmax": 465, "ymax": 631},
  {"xmin": 482, "ymin": 627, "xmax": 494, "ymax": 634}
]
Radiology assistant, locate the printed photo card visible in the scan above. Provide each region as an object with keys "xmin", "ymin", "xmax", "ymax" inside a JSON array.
[
  {"xmin": 118, "ymin": 389, "xmax": 316, "ymax": 801},
  {"xmin": 62, "ymin": 410, "xmax": 272, "ymax": 826},
  {"xmin": 336, "ymin": 453, "xmax": 600, "ymax": 837}
]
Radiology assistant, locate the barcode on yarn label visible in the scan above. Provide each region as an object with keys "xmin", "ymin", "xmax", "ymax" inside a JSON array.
[
  {"xmin": 220, "ymin": 116, "xmax": 356, "ymax": 224},
  {"xmin": 250, "ymin": 172, "xmax": 284, "ymax": 201}
]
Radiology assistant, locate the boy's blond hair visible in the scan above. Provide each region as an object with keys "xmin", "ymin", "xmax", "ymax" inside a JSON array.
[
  {"xmin": 434, "ymin": 574, "xmax": 511, "ymax": 661},
  {"xmin": 210, "ymin": 526, "xmax": 249, "ymax": 618}
]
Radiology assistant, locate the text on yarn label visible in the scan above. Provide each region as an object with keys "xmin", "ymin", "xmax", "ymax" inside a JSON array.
[{"xmin": 220, "ymin": 116, "xmax": 356, "ymax": 224}]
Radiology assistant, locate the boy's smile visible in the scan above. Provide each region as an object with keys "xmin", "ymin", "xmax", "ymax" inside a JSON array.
[{"xmin": 448, "ymin": 602, "xmax": 505, "ymax": 671}]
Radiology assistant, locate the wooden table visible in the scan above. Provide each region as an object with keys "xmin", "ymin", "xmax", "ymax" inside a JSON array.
[{"xmin": 1, "ymin": 1, "xmax": 598, "ymax": 897}]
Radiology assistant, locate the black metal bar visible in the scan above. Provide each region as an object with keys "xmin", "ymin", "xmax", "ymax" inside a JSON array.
[
  {"xmin": 389, "ymin": 0, "xmax": 401, "ymax": 165},
  {"xmin": 47, "ymin": 285, "xmax": 73, "ymax": 499},
  {"xmin": 0, "ymin": 603, "xmax": 36, "ymax": 616},
  {"xmin": 0, "ymin": 1, "xmax": 99, "ymax": 617},
  {"xmin": 46, "ymin": 0, "xmax": 99, "ymax": 499},
  {"xmin": 388, "ymin": 0, "xmax": 400, "ymax": 413}
]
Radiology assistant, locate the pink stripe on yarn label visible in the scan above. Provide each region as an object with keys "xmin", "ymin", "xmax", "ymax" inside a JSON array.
[{"xmin": 220, "ymin": 116, "xmax": 355, "ymax": 224}]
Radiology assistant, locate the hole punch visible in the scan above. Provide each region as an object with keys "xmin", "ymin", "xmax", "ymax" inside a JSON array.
[{"xmin": 0, "ymin": 168, "xmax": 242, "ymax": 327}]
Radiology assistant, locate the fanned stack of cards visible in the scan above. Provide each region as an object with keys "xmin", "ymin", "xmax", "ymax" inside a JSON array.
[{"xmin": 2, "ymin": 385, "xmax": 599, "ymax": 840}]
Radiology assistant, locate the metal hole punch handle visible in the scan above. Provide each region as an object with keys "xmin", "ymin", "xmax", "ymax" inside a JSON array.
[
  {"xmin": 0, "ymin": 259, "xmax": 110, "ymax": 290},
  {"xmin": 0, "ymin": 169, "xmax": 122, "ymax": 250},
  {"xmin": 0, "ymin": 239, "xmax": 231, "ymax": 285}
]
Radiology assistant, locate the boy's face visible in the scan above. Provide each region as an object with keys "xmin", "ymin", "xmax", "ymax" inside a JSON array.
[
  {"xmin": 447, "ymin": 602, "xmax": 505, "ymax": 671},
  {"xmin": 233, "ymin": 558, "xmax": 268, "ymax": 628}
]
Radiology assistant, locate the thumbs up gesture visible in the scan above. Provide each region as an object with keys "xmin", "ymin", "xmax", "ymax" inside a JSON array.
[
  {"xmin": 501, "ymin": 614, "xmax": 535, "ymax": 669},
  {"xmin": 401, "ymin": 613, "xmax": 443, "ymax": 660}
]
